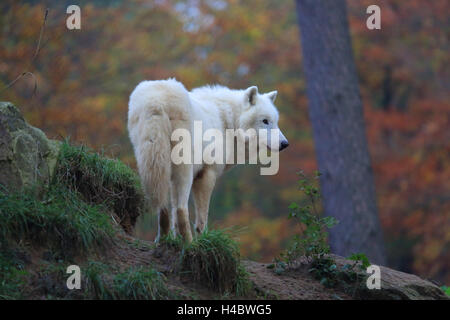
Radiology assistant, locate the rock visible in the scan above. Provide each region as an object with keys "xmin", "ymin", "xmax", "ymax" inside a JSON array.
[
  {"xmin": 247, "ymin": 255, "xmax": 448, "ymax": 300},
  {"xmin": 0, "ymin": 102, "xmax": 60, "ymax": 194},
  {"xmin": 330, "ymin": 254, "xmax": 448, "ymax": 300}
]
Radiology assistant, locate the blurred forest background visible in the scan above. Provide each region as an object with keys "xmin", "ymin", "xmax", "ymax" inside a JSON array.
[{"xmin": 0, "ymin": 0, "xmax": 448, "ymax": 283}]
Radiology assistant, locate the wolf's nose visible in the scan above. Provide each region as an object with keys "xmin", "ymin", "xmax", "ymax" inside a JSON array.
[{"xmin": 279, "ymin": 140, "xmax": 289, "ymax": 151}]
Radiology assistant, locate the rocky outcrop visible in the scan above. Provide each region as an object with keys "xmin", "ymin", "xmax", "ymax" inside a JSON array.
[
  {"xmin": 0, "ymin": 102, "xmax": 60, "ymax": 194},
  {"xmin": 245, "ymin": 255, "xmax": 448, "ymax": 300},
  {"xmin": 332, "ymin": 255, "xmax": 447, "ymax": 300}
]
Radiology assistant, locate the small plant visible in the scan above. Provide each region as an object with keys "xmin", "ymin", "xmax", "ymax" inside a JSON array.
[
  {"xmin": 308, "ymin": 254, "xmax": 370, "ymax": 292},
  {"xmin": 441, "ymin": 285, "xmax": 450, "ymax": 297},
  {"xmin": 347, "ymin": 253, "xmax": 371, "ymax": 270},
  {"xmin": 308, "ymin": 256, "xmax": 339, "ymax": 288},
  {"xmin": 277, "ymin": 171, "xmax": 337, "ymax": 269},
  {"xmin": 307, "ymin": 253, "xmax": 372, "ymax": 290},
  {"xmin": 272, "ymin": 170, "xmax": 372, "ymax": 295}
]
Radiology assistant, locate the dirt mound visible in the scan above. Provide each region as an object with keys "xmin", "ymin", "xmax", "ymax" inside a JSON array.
[
  {"xmin": 13, "ymin": 233, "xmax": 447, "ymax": 300},
  {"xmin": 1, "ymin": 102, "xmax": 447, "ymax": 300}
]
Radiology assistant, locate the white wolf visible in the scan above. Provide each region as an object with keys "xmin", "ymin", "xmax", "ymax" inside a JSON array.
[{"xmin": 128, "ymin": 79, "xmax": 289, "ymax": 242}]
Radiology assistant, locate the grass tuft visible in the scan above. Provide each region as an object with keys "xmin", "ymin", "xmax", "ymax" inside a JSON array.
[
  {"xmin": 85, "ymin": 261, "xmax": 175, "ymax": 300},
  {"xmin": 0, "ymin": 251, "xmax": 27, "ymax": 299},
  {"xmin": 180, "ymin": 228, "xmax": 251, "ymax": 295},
  {"xmin": 0, "ymin": 186, "xmax": 115, "ymax": 258},
  {"xmin": 54, "ymin": 140, "xmax": 145, "ymax": 232},
  {"xmin": 84, "ymin": 261, "xmax": 115, "ymax": 299},
  {"xmin": 113, "ymin": 266, "xmax": 175, "ymax": 300},
  {"xmin": 159, "ymin": 233, "xmax": 184, "ymax": 251}
]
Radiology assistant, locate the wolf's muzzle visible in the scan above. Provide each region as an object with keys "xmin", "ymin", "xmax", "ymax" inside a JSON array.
[{"xmin": 279, "ymin": 140, "xmax": 289, "ymax": 151}]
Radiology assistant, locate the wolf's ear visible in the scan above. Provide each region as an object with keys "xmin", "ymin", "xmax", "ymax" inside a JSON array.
[
  {"xmin": 266, "ymin": 91, "xmax": 277, "ymax": 103},
  {"xmin": 245, "ymin": 86, "xmax": 258, "ymax": 105}
]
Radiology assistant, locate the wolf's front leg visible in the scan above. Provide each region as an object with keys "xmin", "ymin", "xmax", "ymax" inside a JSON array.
[
  {"xmin": 193, "ymin": 168, "xmax": 216, "ymax": 234},
  {"xmin": 170, "ymin": 163, "xmax": 194, "ymax": 242}
]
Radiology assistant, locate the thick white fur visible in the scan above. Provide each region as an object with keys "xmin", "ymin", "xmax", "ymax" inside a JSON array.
[{"xmin": 128, "ymin": 78, "xmax": 288, "ymax": 242}]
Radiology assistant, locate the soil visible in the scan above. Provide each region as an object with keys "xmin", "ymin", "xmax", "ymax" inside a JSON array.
[
  {"xmin": 76, "ymin": 233, "xmax": 354, "ymax": 300},
  {"xmin": 243, "ymin": 261, "xmax": 351, "ymax": 300},
  {"xmin": 20, "ymin": 233, "xmax": 447, "ymax": 300}
]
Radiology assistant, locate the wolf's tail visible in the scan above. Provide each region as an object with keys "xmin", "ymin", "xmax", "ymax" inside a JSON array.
[
  {"xmin": 129, "ymin": 79, "xmax": 192, "ymax": 211},
  {"xmin": 138, "ymin": 108, "xmax": 171, "ymax": 209},
  {"xmin": 128, "ymin": 102, "xmax": 172, "ymax": 211}
]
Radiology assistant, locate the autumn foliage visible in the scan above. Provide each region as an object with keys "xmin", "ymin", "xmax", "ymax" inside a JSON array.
[{"xmin": 0, "ymin": 0, "xmax": 448, "ymax": 283}]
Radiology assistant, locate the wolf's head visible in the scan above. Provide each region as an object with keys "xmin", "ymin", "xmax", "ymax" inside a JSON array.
[{"xmin": 238, "ymin": 86, "xmax": 289, "ymax": 152}]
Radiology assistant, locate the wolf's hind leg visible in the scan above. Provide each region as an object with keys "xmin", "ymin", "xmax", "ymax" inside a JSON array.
[
  {"xmin": 170, "ymin": 163, "xmax": 194, "ymax": 242},
  {"xmin": 193, "ymin": 168, "xmax": 216, "ymax": 234},
  {"xmin": 155, "ymin": 207, "xmax": 170, "ymax": 243}
]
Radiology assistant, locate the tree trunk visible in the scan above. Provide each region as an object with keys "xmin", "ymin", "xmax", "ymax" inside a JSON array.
[{"xmin": 295, "ymin": 0, "xmax": 386, "ymax": 264}]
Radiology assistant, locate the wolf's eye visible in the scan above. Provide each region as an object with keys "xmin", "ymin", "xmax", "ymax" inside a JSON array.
[{"xmin": 262, "ymin": 119, "xmax": 269, "ymax": 125}]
